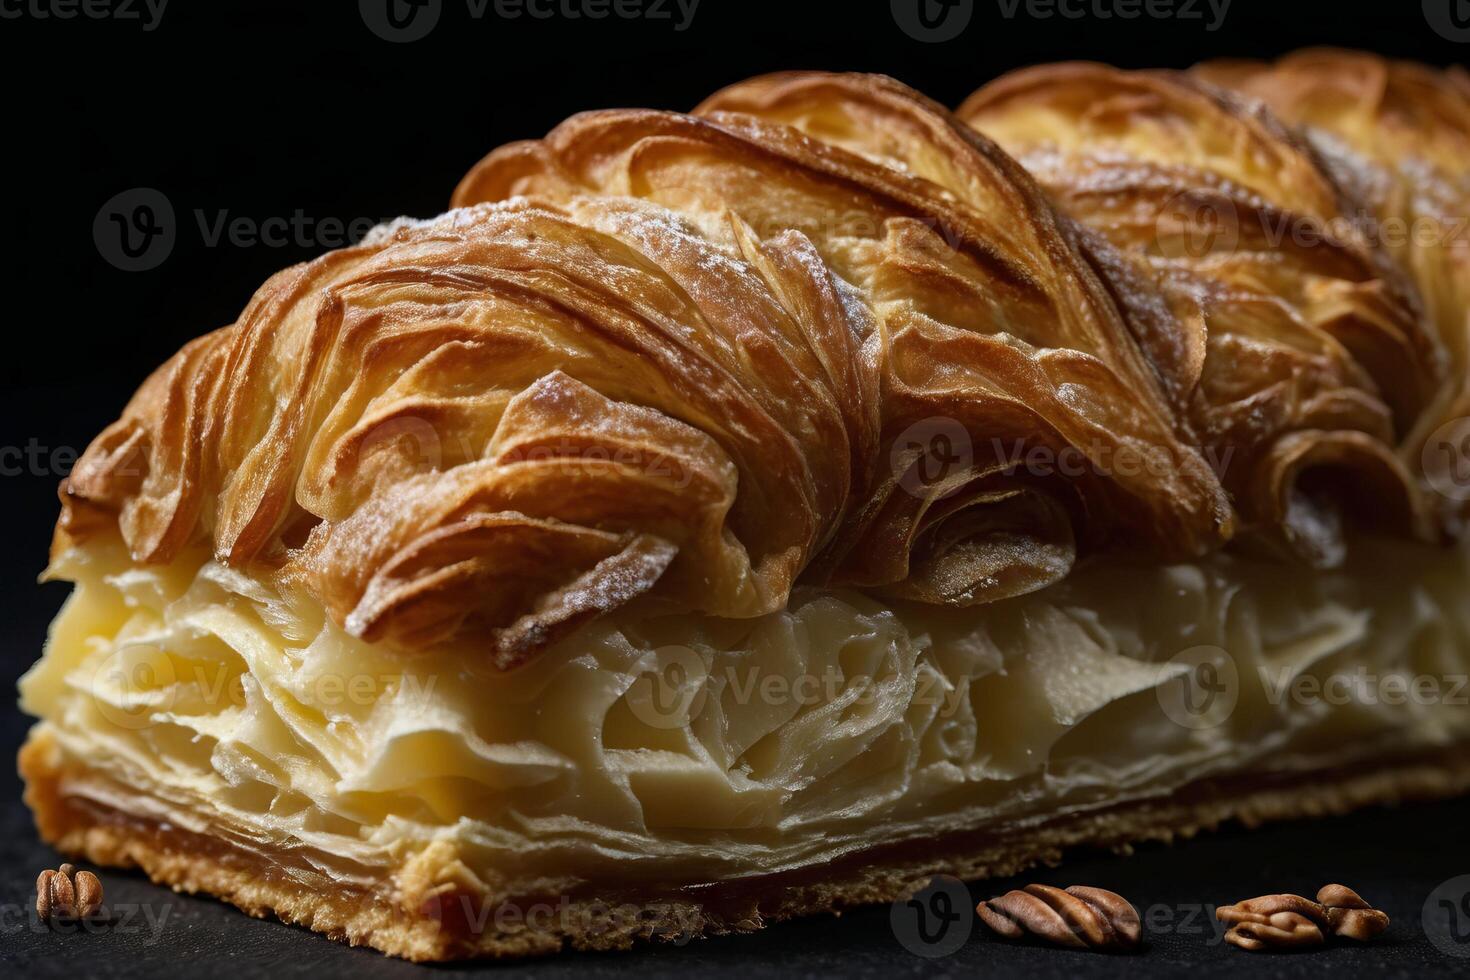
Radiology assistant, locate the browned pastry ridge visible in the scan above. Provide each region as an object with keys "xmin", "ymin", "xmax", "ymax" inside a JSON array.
[
  {"xmin": 21, "ymin": 49, "xmax": 1470, "ymax": 962},
  {"xmin": 956, "ymin": 61, "xmax": 1448, "ymax": 561},
  {"xmin": 62, "ymin": 70, "xmax": 1254, "ymax": 670},
  {"xmin": 56, "ymin": 58, "xmax": 1466, "ymax": 669},
  {"xmin": 1191, "ymin": 49, "xmax": 1470, "ymax": 516}
]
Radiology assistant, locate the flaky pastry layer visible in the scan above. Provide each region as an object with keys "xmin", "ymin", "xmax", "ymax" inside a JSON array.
[
  {"xmin": 22, "ymin": 731, "xmax": 1470, "ymax": 961},
  {"xmin": 20, "ymin": 531, "xmax": 1470, "ymax": 956}
]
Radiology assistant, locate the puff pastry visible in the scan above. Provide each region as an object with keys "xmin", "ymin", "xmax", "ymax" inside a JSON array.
[{"xmin": 20, "ymin": 51, "xmax": 1470, "ymax": 960}]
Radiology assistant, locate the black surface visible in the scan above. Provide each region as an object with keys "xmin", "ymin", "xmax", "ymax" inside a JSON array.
[
  {"xmin": 3, "ymin": 0, "xmax": 1470, "ymax": 976},
  {"xmin": 3, "ymin": 793, "xmax": 1470, "ymax": 977}
]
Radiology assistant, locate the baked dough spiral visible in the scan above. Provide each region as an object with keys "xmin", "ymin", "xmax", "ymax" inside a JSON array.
[
  {"xmin": 955, "ymin": 59, "xmax": 1450, "ymax": 564},
  {"xmin": 57, "ymin": 54, "xmax": 1466, "ymax": 666},
  {"xmin": 1192, "ymin": 50, "xmax": 1470, "ymax": 514}
]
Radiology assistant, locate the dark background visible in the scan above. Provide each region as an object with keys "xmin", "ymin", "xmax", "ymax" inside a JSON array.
[{"xmin": 2, "ymin": 0, "xmax": 1469, "ymax": 975}]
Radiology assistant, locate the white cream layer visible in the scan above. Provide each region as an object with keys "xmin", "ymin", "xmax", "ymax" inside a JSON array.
[{"xmin": 19, "ymin": 536, "xmax": 1470, "ymax": 895}]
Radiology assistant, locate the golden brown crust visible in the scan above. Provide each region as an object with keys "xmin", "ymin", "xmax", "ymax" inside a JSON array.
[
  {"xmin": 54, "ymin": 72, "xmax": 1231, "ymax": 662},
  {"xmin": 956, "ymin": 62, "xmax": 1446, "ymax": 564},
  {"xmin": 1192, "ymin": 50, "xmax": 1470, "ymax": 522},
  {"xmin": 22, "ymin": 729, "xmax": 1470, "ymax": 961},
  {"xmin": 56, "ymin": 57, "xmax": 1469, "ymax": 662}
]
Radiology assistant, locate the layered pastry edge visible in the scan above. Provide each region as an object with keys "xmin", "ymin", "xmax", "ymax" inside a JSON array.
[{"xmin": 20, "ymin": 530, "xmax": 1470, "ymax": 958}]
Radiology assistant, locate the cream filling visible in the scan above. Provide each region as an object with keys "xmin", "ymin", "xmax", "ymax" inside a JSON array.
[{"xmin": 19, "ymin": 536, "xmax": 1470, "ymax": 896}]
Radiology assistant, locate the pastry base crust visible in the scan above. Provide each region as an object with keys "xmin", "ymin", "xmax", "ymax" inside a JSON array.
[{"xmin": 20, "ymin": 730, "xmax": 1470, "ymax": 961}]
